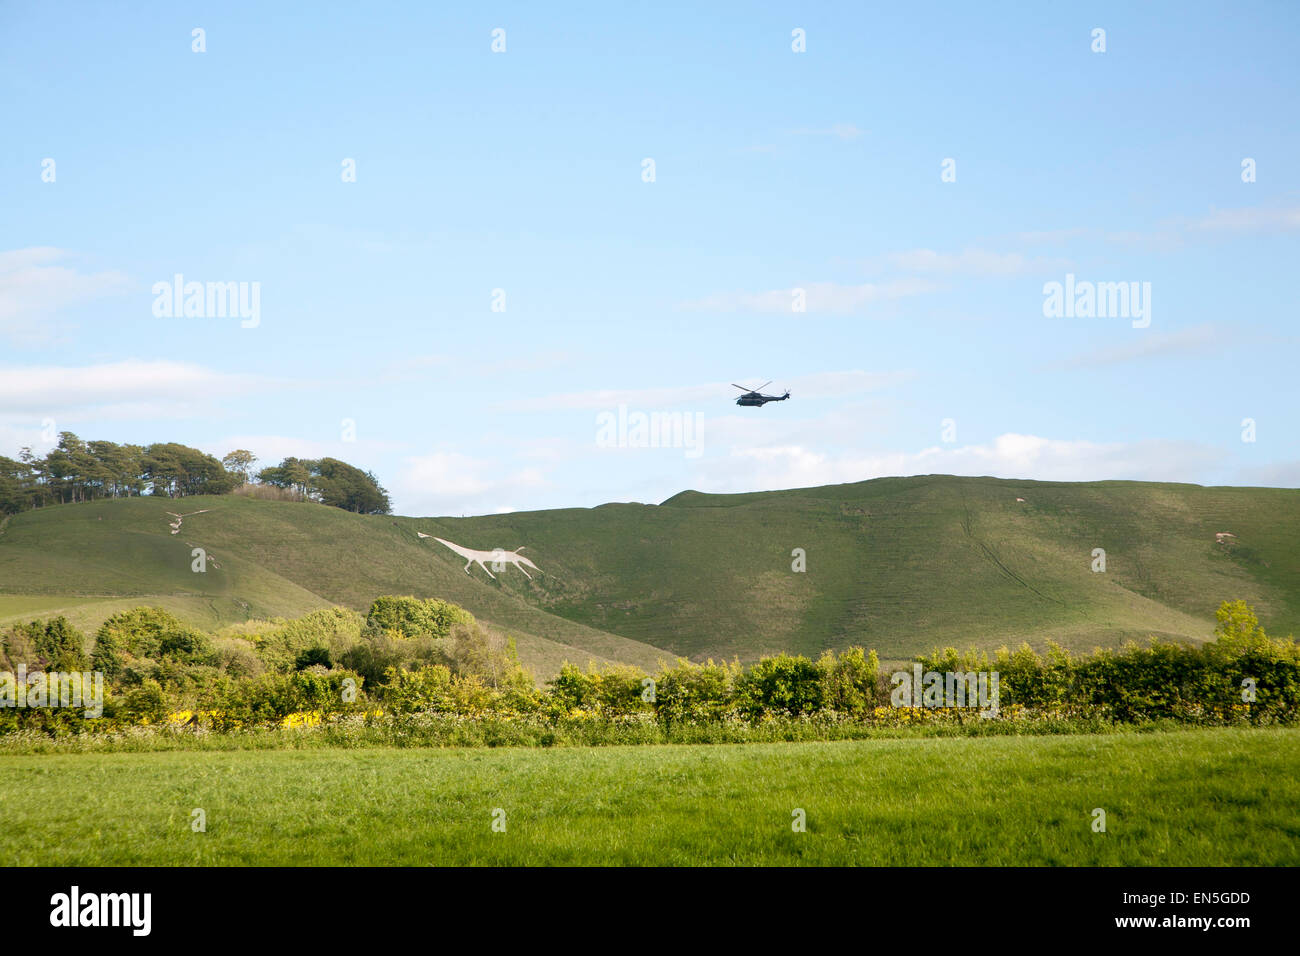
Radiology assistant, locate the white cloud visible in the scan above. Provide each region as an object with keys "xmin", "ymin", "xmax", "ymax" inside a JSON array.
[
  {"xmin": 938, "ymin": 433, "xmax": 1220, "ymax": 482},
  {"xmin": 1048, "ymin": 323, "xmax": 1225, "ymax": 369},
  {"xmin": 693, "ymin": 398, "xmax": 902, "ymax": 454},
  {"xmin": 780, "ymin": 369, "xmax": 914, "ymax": 399},
  {"xmin": 390, "ymin": 450, "xmax": 547, "ymax": 516},
  {"xmin": 0, "ymin": 421, "xmax": 49, "ymax": 455},
  {"xmin": 524, "ymin": 383, "xmax": 723, "ymax": 412},
  {"xmin": 384, "ymin": 350, "xmax": 576, "ymax": 383},
  {"xmin": 0, "ymin": 359, "xmax": 266, "ymax": 419},
  {"xmin": 696, "ymin": 433, "xmax": 1222, "ymax": 493},
  {"xmin": 1188, "ymin": 205, "xmax": 1300, "ymax": 234},
  {"xmin": 1234, "ymin": 460, "xmax": 1300, "ymax": 488},
  {"xmin": 1014, "ymin": 228, "xmax": 1093, "ymax": 246},
  {"xmin": 201, "ymin": 434, "xmax": 404, "ymax": 468},
  {"xmin": 874, "ymin": 248, "xmax": 1068, "ymax": 277},
  {"xmin": 384, "ymin": 354, "xmax": 453, "ymax": 375},
  {"xmin": 0, "ymin": 248, "xmax": 130, "ymax": 341},
  {"xmin": 679, "ymin": 278, "xmax": 937, "ymax": 315},
  {"xmin": 1012, "ymin": 204, "xmax": 1300, "ymax": 250}
]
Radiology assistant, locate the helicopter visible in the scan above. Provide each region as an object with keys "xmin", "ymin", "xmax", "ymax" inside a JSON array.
[{"xmin": 732, "ymin": 381, "xmax": 791, "ymax": 406}]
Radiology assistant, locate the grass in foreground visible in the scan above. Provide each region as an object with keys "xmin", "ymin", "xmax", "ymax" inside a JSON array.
[{"xmin": 3, "ymin": 728, "xmax": 1297, "ymax": 865}]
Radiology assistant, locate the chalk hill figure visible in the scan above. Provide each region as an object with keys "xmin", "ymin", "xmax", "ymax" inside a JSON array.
[{"xmin": 424, "ymin": 535, "xmax": 541, "ymax": 581}]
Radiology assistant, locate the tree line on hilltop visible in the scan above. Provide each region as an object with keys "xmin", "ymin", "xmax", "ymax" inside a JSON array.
[{"xmin": 0, "ymin": 433, "xmax": 390, "ymax": 516}]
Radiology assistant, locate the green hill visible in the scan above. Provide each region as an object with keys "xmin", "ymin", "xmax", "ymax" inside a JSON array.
[{"xmin": 1, "ymin": 475, "xmax": 1297, "ymax": 674}]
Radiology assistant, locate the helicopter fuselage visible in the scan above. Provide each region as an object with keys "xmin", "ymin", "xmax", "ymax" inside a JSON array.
[{"xmin": 736, "ymin": 393, "xmax": 788, "ymax": 406}]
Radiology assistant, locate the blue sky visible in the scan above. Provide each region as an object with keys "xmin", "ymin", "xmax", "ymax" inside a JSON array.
[{"xmin": 3, "ymin": 1, "xmax": 1298, "ymax": 515}]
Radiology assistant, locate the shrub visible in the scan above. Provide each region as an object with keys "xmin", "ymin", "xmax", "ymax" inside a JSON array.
[
  {"xmin": 94, "ymin": 608, "xmax": 211, "ymax": 666},
  {"xmin": 819, "ymin": 647, "xmax": 881, "ymax": 716},
  {"xmin": 383, "ymin": 665, "xmax": 453, "ymax": 714},
  {"xmin": 124, "ymin": 679, "xmax": 170, "ymax": 723},
  {"xmin": 365, "ymin": 596, "xmax": 473, "ymax": 640},
  {"xmin": 211, "ymin": 637, "xmax": 265, "ymax": 679},
  {"xmin": 546, "ymin": 663, "xmax": 652, "ymax": 716},
  {"xmin": 0, "ymin": 623, "xmax": 37, "ymax": 672},
  {"xmin": 213, "ymin": 669, "xmax": 365, "ymax": 728},
  {"xmin": 338, "ymin": 631, "xmax": 444, "ymax": 690},
  {"xmin": 588, "ymin": 664, "xmax": 653, "ymax": 717},
  {"xmin": 295, "ymin": 646, "xmax": 332, "ymax": 670},
  {"xmin": 736, "ymin": 654, "xmax": 824, "ymax": 719},
  {"xmin": 653, "ymin": 659, "xmax": 740, "ymax": 726},
  {"xmin": 1, "ymin": 618, "xmax": 87, "ymax": 672},
  {"xmin": 441, "ymin": 623, "xmax": 529, "ymax": 687},
  {"xmin": 38, "ymin": 617, "xmax": 89, "ymax": 671},
  {"xmin": 121, "ymin": 658, "xmax": 160, "ymax": 686},
  {"xmin": 547, "ymin": 663, "xmax": 596, "ymax": 713},
  {"xmin": 253, "ymin": 607, "xmax": 365, "ymax": 672}
]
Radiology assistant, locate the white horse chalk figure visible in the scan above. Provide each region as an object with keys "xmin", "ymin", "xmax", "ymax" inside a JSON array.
[{"xmin": 424, "ymin": 535, "xmax": 541, "ymax": 581}]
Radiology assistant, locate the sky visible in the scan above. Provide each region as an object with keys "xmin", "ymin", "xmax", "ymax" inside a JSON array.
[{"xmin": 2, "ymin": 1, "xmax": 1298, "ymax": 516}]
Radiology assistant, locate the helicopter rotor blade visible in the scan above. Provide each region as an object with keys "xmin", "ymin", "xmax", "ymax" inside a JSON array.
[
  {"xmin": 731, "ymin": 384, "xmax": 750, "ymax": 391},
  {"xmin": 755, "ymin": 381, "xmax": 771, "ymax": 392}
]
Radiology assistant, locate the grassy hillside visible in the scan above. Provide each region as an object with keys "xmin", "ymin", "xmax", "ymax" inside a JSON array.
[
  {"xmin": 1, "ymin": 475, "xmax": 1297, "ymax": 672},
  {"xmin": 428, "ymin": 475, "xmax": 1300, "ymax": 663},
  {"xmin": 0, "ymin": 497, "xmax": 673, "ymax": 676}
]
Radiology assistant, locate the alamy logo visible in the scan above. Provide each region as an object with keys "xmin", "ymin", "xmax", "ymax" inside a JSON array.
[
  {"xmin": 1042, "ymin": 273, "xmax": 1151, "ymax": 328},
  {"xmin": 50, "ymin": 886, "xmax": 151, "ymax": 936},
  {"xmin": 152, "ymin": 273, "xmax": 260, "ymax": 327},
  {"xmin": 0, "ymin": 667, "xmax": 103, "ymax": 718},
  {"xmin": 595, "ymin": 405, "xmax": 703, "ymax": 459},
  {"xmin": 890, "ymin": 665, "xmax": 1000, "ymax": 717}
]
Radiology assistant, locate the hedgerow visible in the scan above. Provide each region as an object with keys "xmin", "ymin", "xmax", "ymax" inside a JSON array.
[{"xmin": 1, "ymin": 598, "xmax": 1295, "ymax": 742}]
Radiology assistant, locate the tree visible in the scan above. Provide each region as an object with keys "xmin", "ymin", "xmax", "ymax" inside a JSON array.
[
  {"xmin": 45, "ymin": 432, "xmax": 88, "ymax": 503},
  {"xmin": 258, "ymin": 456, "xmax": 391, "ymax": 514},
  {"xmin": 94, "ymin": 607, "xmax": 209, "ymax": 664},
  {"xmin": 18, "ymin": 447, "xmax": 50, "ymax": 508},
  {"xmin": 222, "ymin": 450, "xmax": 258, "ymax": 486},
  {"xmin": 365, "ymin": 596, "xmax": 472, "ymax": 640},
  {"xmin": 0, "ymin": 456, "xmax": 27, "ymax": 515},
  {"xmin": 37, "ymin": 617, "xmax": 88, "ymax": 671},
  {"xmin": 257, "ymin": 457, "xmax": 313, "ymax": 498},
  {"xmin": 2, "ymin": 617, "xmax": 87, "ymax": 671},
  {"xmin": 89, "ymin": 441, "xmax": 144, "ymax": 497},
  {"xmin": 0, "ymin": 437, "xmax": 389, "ymax": 517},
  {"xmin": 143, "ymin": 443, "xmax": 237, "ymax": 497},
  {"xmin": 313, "ymin": 457, "xmax": 391, "ymax": 514},
  {"xmin": 1212, "ymin": 600, "xmax": 1272, "ymax": 657}
]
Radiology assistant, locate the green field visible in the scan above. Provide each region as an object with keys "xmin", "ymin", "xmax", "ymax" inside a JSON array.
[
  {"xmin": 2, "ymin": 475, "xmax": 1298, "ymax": 674},
  {"xmin": 3, "ymin": 728, "xmax": 1297, "ymax": 865}
]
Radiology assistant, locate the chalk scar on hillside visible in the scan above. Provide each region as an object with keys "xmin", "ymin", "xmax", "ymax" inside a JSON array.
[
  {"xmin": 961, "ymin": 505, "xmax": 1065, "ymax": 606},
  {"xmin": 164, "ymin": 509, "xmax": 210, "ymax": 535},
  {"xmin": 184, "ymin": 542, "xmax": 222, "ymax": 570},
  {"xmin": 419, "ymin": 533, "xmax": 542, "ymax": 581}
]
